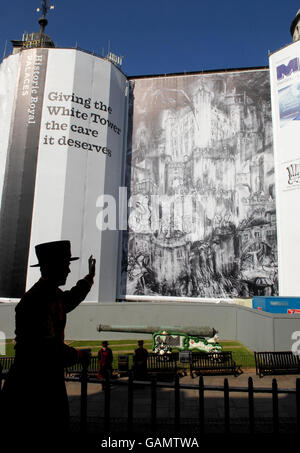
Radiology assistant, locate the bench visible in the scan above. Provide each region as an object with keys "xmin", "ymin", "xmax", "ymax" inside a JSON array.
[
  {"xmin": 0, "ymin": 357, "xmax": 15, "ymax": 385},
  {"xmin": 65, "ymin": 356, "xmax": 123, "ymax": 380},
  {"xmin": 146, "ymin": 353, "xmax": 178, "ymax": 380},
  {"xmin": 254, "ymin": 351, "xmax": 300, "ymax": 377},
  {"xmin": 0, "ymin": 356, "xmax": 99, "ymax": 379},
  {"xmin": 190, "ymin": 352, "xmax": 242, "ymax": 378},
  {"xmin": 0, "ymin": 356, "xmax": 15, "ymax": 372},
  {"xmin": 65, "ymin": 356, "xmax": 99, "ymax": 377}
]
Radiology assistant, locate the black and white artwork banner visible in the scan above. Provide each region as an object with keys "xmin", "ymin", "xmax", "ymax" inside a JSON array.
[{"xmin": 121, "ymin": 70, "xmax": 278, "ymax": 299}]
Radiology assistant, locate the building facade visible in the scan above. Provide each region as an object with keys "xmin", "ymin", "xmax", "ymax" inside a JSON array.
[
  {"xmin": 0, "ymin": 45, "xmax": 128, "ymax": 302},
  {"xmin": 2, "ymin": 10, "xmax": 300, "ymax": 306}
]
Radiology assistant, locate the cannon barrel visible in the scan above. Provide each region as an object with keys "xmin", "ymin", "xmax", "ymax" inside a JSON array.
[{"xmin": 97, "ymin": 324, "xmax": 217, "ymax": 337}]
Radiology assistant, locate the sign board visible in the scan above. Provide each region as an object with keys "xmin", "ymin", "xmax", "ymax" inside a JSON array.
[{"xmin": 269, "ymin": 40, "xmax": 300, "ymax": 295}]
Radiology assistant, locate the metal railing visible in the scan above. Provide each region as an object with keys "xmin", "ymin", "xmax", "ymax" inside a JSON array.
[
  {"xmin": 1, "ymin": 357, "xmax": 300, "ymax": 435},
  {"xmin": 65, "ymin": 365, "xmax": 300, "ymax": 435}
]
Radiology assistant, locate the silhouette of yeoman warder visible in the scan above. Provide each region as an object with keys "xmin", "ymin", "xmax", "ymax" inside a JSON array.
[{"xmin": 1, "ymin": 240, "xmax": 95, "ymax": 443}]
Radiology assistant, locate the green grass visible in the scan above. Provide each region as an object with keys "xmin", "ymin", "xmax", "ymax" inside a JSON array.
[
  {"xmin": 220, "ymin": 341, "xmax": 255, "ymax": 367},
  {"xmin": 220, "ymin": 341, "xmax": 243, "ymax": 347},
  {"xmin": 69, "ymin": 340, "xmax": 153, "ymax": 356},
  {"xmin": 68, "ymin": 340, "xmax": 153, "ymax": 347},
  {"xmin": 67, "ymin": 340, "xmax": 103, "ymax": 347},
  {"xmin": 1, "ymin": 339, "xmax": 15, "ymax": 357},
  {"xmin": 1, "ymin": 339, "xmax": 256, "ymax": 368}
]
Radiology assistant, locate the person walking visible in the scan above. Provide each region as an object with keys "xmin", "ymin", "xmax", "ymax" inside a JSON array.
[
  {"xmin": 97, "ymin": 340, "xmax": 113, "ymax": 380},
  {"xmin": 133, "ymin": 340, "xmax": 148, "ymax": 380}
]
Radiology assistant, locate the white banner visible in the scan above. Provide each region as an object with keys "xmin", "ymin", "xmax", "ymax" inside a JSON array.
[
  {"xmin": 0, "ymin": 49, "xmax": 49, "ymax": 297},
  {"xmin": 0, "ymin": 54, "xmax": 19, "ymax": 206},
  {"xmin": 270, "ymin": 40, "xmax": 300, "ymax": 295},
  {"xmin": 26, "ymin": 49, "xmax": 128, "ymax": 301}
]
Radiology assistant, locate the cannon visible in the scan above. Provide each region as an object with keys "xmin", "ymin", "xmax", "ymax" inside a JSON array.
[{"xmin": 97, "ymin": 324, "xmax": 223, "ymax": 355}]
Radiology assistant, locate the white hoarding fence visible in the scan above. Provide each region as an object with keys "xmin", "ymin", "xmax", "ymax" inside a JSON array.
[{"xmin": 0, "ymin": 330, "xmax": 5, "ymax": 355}]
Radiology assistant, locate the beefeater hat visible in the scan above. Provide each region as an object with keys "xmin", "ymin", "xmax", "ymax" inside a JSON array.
[{"xmin": 30, "ymin": 240, "xmax": 79, "ymax": 267}]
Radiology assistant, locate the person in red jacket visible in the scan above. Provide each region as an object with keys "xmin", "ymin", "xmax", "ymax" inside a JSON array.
[
  {"xmin": 97, "ymin": 341, "xmax": 113, "ymax": 379},
  {"xmin": 0, "ymin": 240, "xmax": 95, "ymax": 444}
]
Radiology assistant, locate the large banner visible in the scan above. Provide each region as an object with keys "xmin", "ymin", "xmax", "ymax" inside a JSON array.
[
  {"xmin": 121, "ymin": 70, "xmax": 278, "ymax": 299},
  {"xmin": 0, "ymin": 54, "xmax": 19, "ymax": 206},
  {"xmin": 0, "ymin": 49, "xmax": 128, "ymax": 301},
  {"xmin": 27, "ymin": 49, "xmax": 128, "ymax": 301},
  {"xmin": 270, "ymin": 41, "xmax": 300, "ymax": 295},
  {"xmin": 0, "ymin": 49, "xmax": 48, "ymax": 297}
]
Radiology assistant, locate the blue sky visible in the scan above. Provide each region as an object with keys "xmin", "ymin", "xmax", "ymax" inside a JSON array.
[{"xmin": 1, "ymin": 0, "xmax": 299, "ymax": 76}]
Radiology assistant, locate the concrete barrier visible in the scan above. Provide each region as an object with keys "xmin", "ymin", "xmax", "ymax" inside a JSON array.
[{"xmin": 0, "ymin": 301, "xmax": 299, "ymax": 353}]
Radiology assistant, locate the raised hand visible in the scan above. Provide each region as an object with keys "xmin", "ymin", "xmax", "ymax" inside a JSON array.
[{"xmin": 88, "ymin": 255, "xmax": 96, "ymax": 277}]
